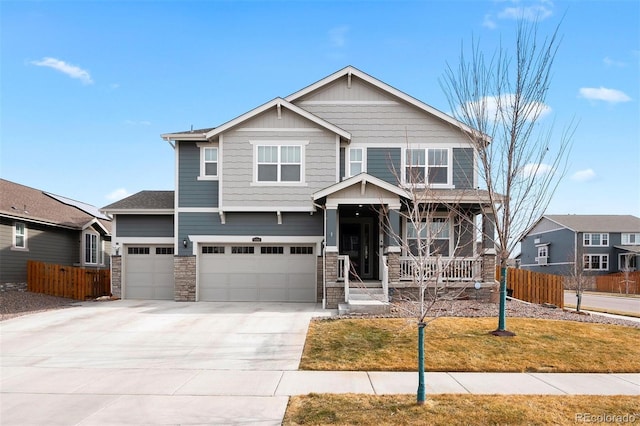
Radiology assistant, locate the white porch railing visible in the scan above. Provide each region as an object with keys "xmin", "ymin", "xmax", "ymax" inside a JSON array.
[
  {"xmin": 337, "ymin": 255, "xmax": 350, "ymax": 302},
  {"xmin": 382, "ymin": 255, "xmax": 389, "ymax": 302},
  {"xmin": 399, "ymin": 257, "xmax": 481, "ymax": 282}
]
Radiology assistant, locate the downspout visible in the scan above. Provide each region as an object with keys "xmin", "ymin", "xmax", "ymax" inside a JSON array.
[{"xmin": 313, "ymin": 201, "xmax": 327, "ymax": 309}]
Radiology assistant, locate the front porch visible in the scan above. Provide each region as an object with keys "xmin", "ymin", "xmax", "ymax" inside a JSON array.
[{"xmin": 313, "ymin": 173, "xmax": 498, "ymax": 313}]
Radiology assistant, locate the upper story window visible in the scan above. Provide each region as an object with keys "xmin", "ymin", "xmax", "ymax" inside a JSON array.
[
  {"xmin": 348, "ymin": 148, "xmax": 364, "ymax": 177},
  {"xmin": 537, "ymin": 245, "xmax": 548, "ymax": 258},
  {"xmin": 13, "ymin": 222, "xmax": 27, "ymax": 249},
  {"xmin": 252, "ymin": 141, "xmax": 307, "ymax": 185},
  {"xmin": 198, "ymin": 145, "xmax": 218, "ymax": 180},
  {"xmin": 406, "ymin": 217, "xmax": 451, "ymax": 257},
  {"xmin": 583, "ymin": 233, "xmax": 608, "ymax": 247},
  {"xmin": 621, "ymin": 233, "xmax": 640, "ymax": 245},
  {"xmin": 404, "ymin": 148, "xmax": 450, "ymax": 186}
]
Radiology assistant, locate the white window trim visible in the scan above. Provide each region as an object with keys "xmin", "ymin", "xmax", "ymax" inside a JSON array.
[
  {"xmin": 346, "ymin": 147, "xmax": 366, "ymax": 178},
  {"xmin": 583, "ymin": 233, "xmax": 609, "ymax": 247},
  {"xmin": 583, "ymin": 254, "xmax": 609, "ymax": 271},
  {"xmin": 403, "ymin": 215, "xmax": 452, "ymax": 257},
  {"xmin": 250, "ymin": 140, "xmax": 308, "ymax": 186},
  {"xmin": 12, "ymin": 222, "xmax": 28, "ymax": 251},
  {"xmin": 83, "ymin": 231, "xmax": 102, "ymax": 266},
  {"xmin": 621, "ymin": 233, "xmax": 640, "ymax": 245},
  {"xmin": 197, "ymin": 143, "xmax": 219, "ymax": 181},
  {"xmin": 401, "ymin": 147, "xmax": 454, "ymax": 188}
]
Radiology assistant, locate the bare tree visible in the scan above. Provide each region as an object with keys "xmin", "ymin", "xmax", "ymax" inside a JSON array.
[
  {"xmin": 440, "ymin": 18, "xmax": 575, "ymax": 335},
  {"xmin": 564, "ymin": 246, "xmax": 588, "ymax": 313},
  {"xmin": 374, "ymin": 162, "xmax": 484, "ymax": 405}
]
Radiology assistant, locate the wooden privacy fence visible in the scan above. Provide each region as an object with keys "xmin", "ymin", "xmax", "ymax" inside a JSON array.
[
  {"xmin": 595, "ymin": 272, "xmax": 640, "ymax": 295},
  {"xmin": 496, "ymin": 267, "xmax": 564, "ymax": 308},
  {"xmin": 27, "ymin": 260, "xmax": 111, "ymax": 301}
]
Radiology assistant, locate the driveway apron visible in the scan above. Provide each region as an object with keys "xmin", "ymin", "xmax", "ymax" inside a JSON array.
[{"xmin": 0, "ymin": 300, "xmax": 331, "ymax": 425}]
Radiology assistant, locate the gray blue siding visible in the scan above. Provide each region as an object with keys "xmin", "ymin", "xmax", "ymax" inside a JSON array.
[
  {"xmin": 453, "ymin": 148, "xmax": 474, "ymax": 189},
  {"xmin": 116, "ymin": 215, "xmax": 174, "ymax": 238},
  {"xmin": 178, "ymin": 211, "xmax": 323, "ymax": 255},
  {"xmin": 178, "ymin": 142, "xmax": 219, "ymax": 208},
  {"xmin": 0, "ymin": 219, "xmax": 80, "ymax": 283},
  {"xmin": 367, "ymin": 148, "xmax": 401, "ymax": 184}
]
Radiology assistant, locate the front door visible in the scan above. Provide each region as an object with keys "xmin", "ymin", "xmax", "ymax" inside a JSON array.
[{"xmin": 340, "ymin": 218, "xmax": 375, "ymax": 280}]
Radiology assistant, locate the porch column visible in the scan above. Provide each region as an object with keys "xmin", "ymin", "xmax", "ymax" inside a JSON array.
[
  {"xmin": 326, "ymin": 207, "xmax": 338, "ymax": 248},
  {"xmin": 384, "ymin": 207, "xmax": 401, "ymax": 287}
]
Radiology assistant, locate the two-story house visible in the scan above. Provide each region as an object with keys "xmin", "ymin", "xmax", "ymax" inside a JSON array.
[
  {"xmin": 519, "ymin": 214, "xmax": 640, "ymax": 277},
  {"xmin": 102, "ymin": 66, "xmax": 498, "ymax": 310},
  {"xmin": 0, "ymin": 179, "xmax": 112, "ymax": 291}
]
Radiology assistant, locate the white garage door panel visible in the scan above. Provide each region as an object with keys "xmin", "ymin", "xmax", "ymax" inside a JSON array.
[
  {"xmin": 199, "ymin": 245, "xmax": 316, "ymax": 302},
  {"xmin": 125, "ymin": 246, "xmax": 174, "ymax": 300}
]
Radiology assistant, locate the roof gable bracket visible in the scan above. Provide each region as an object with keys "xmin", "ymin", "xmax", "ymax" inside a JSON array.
[
  {"xmin": 361, "ymin": 180, "xmax": 366, "ymax": 196},
  {"xmin": 347, "ymin": 71, "xmax": 352, "ymax": 89},
  {"xmin": 277, "ymin": 102, "xmax": 282, "ymax": 119},
  {"xmin": 219, "ymin": 211, "xmax": 226, "ymax": 225}
]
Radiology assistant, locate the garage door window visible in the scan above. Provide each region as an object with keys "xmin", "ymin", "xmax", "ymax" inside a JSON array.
[
  {"xmin": 261, "ymin": 246, "xmax": 284, "ymax": 254},
  {"xmin": 202, "ymin": 246, "xmax": 225, "ymax": 254},
  {"xmin": 291, "ymin": 246, "xmax": 314, "ymax": 255},
  {"xmin": 156, "ymin": 247, "xmax": 174, "ymax": 255},
  {"xmin": 231, "ymin": 246, "xmax": 254, "ymax": 254},
  {"xmin": 128, "ymin": 247, "xmax": 150, "ymax": 255}
]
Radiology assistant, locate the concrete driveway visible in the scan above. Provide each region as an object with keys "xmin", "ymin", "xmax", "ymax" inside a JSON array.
[{"xmin": 1, "ymin": 300, "xmax": 332, "ymax": 425}]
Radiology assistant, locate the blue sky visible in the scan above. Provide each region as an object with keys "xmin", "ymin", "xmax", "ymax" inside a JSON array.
[{"xmin": 1, "ymin": 0, "xmax": 638, "ymax": 216}]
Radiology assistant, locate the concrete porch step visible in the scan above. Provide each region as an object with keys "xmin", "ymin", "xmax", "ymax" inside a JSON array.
[{"xmin": 346, "ymin": 299, "xmax": 391, "ymax": 315}]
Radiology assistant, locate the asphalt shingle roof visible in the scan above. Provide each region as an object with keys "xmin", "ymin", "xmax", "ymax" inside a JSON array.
[
  {"xmin": 0, "ymin": 179, "xmax": 112, "ymax": 232},
  {"xmin": 545, "ymin": 214, "xmax": 640, "ymax": 233},
  {"xmin": 101, "ymin": 191, "xmax": 174, "ymax": 211}
]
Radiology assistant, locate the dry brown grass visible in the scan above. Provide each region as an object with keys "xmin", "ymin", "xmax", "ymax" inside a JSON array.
[
  {"xmin": 283, "ymin": 394, "xmax": 640, "ymax": 425},
  {"xmin": 301, "ymin": 317, "xmax": 640, "ymax": 372}
]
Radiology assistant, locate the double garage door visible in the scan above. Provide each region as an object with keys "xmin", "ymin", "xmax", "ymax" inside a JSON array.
[
  {"xmin": 123, "ymin": 243, "xmax": 317, "ymax": 302},
  {"xmin": 199, "ymin": 244, "xmax": 317, "ymax": 302}
]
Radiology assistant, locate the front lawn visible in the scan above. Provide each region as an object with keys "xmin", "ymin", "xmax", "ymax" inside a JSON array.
[
  {"xmin": 283, "ymin": 394, "xmax": 639, "ymax": 426},
  {"xmin": 301, "ymin": 317, "xmax": 640, "ymax": 372}
]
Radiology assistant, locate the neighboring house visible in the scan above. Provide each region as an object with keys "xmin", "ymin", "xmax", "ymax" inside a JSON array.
[
  {"xmin": 0, "ymin": 179, "xmax": 112, "ymax": 291},
  {"xmin": 102, "ymin": 66, "xmax": 498, "ymax": 309},
  {"xmin": 519, "ymin": 214, "xmax": 640, "ymax": 276}
]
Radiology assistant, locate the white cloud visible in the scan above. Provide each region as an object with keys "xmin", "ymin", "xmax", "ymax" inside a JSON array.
[
  {"xmin": 31, "ymin": 57, "xmax": 93, "ymax": 85},
  {"xmin": 106, "ymin": 188, "xmax": 131, "ymax": 201},
  {"xmin": 603, "ymin": 57, "xmax": 626, "ymax": 68},
  {"xmin": 578, "ymin": 87, "xmax": 631, "ymax": 103},
  {"xmin": 482, "ymin": 14, "xmax": 497, "ymax": 29},
  {"xmin": 328, "ymin": 25, "xmax": 349, "ymax": 48},
  {"xmin": 461, "ymin": 94, "xmax": 552, "ymax": 123},
  {"xmin": 521, "ymin": 163, "xmax": 553, "ymax": 178},
  {"xmin": 571, "ymin": 169, "xmax": 596, "ymax": 182},
  {"xmin": 497, "ymin": 1, "xmax": 554, "ymax": 21}
]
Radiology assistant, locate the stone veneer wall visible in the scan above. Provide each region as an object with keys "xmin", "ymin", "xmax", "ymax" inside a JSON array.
[
  {"xmin": 325, "ymin": 284, "xmax": 345, "ymax": 309},
  {"xmin": 0, "ymin": 282, "xmax": 27, "ymax": 292},
  {"xmin": 174, "ymin": 256, "xmax": 196, "ymax": 301},
  {"xmin": 111, "ymin": 255, "xmax": 122, "ymax": 298}
]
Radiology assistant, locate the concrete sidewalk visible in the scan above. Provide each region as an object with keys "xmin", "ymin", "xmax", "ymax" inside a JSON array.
[{"xmin": 2, "ymin": 368, "xmax": 638, "ymax": 425}]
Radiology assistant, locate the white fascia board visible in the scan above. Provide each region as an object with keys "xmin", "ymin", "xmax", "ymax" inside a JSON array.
[
  {"xmin": 313, "ymin": 173, "xmax": 409, "ymax": 201},
  {"xmin": 285, "ymin": 66, "xmax": 485, "ymax": 141},
  {"xmin": 81, "ymin": 218, "xmax": 110, "ymax": 235},
  {"xmin": 101, "ymin": 209, "xmax": 174, "ymax": 215},
  {"xmin": 221, "ymin": 206, "xmax": 316, "ymax": 213},
  {"xmin": 161, "ymin": 132, "xmax": 208, "ymax": 141},
  {"xmin": 190, "ymin": 235, "xmax": 323, "ymax": 244},
  {"xmin": 115, "ymin": 237, "xmax": 175, "ymax": 245},
  {"xmin": 204, "ymin": 98, "xmax": 351, "ymax": 141},
  {"xmin": 326, "ymin": 198, "xmax": 402, "ymax": 210},
  {"xmin": 177, "ymin": 208, "xmax": 219, "ymax": 213}
]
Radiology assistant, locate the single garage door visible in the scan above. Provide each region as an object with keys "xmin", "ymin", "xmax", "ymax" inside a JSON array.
[
  {"xmin": 124, "ymin": 245, "xmax": 174, "ymax": 300},
  {"xmin": 199, "ymin": 244, "xmax": 317, "ymax": 302}
]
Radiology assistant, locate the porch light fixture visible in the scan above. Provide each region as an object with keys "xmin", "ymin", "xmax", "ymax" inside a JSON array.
[{"xmin": 182, "ymin": 238, "xmax": 188, "ymax": 248}]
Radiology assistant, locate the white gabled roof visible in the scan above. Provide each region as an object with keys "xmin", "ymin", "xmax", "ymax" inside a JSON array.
[
  {"xmin": 202, "ymin": 97, "xmax": 351, "ymax": 140},
  {"xmin": 313, "ymin": 172, "xmax": 409, "ymax": 201},
  {"xmin": 285, "ymin": 65, "xmax": 480, "ymax": 138}
]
